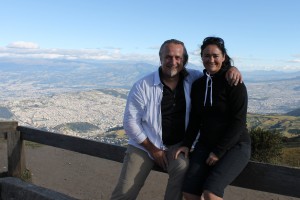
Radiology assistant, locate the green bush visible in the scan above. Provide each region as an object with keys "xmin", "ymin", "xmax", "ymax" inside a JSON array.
[{"xmin": 250, "ymin": 127, "xmax": 283, "ymax": 163}]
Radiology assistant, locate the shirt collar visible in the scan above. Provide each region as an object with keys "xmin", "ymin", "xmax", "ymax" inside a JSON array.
[{"xmin": 153, "ymin": 68, "xmax": 162, "ymax": 86}]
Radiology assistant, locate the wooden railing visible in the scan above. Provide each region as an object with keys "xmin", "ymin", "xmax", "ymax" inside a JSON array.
[{"xmin": 1, "ymin": 121, "xmax": 300, "ymax": 198}]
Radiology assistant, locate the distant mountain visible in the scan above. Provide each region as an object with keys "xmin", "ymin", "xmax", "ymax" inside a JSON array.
[
  {"xmin": 0, "ymin": 59, "xmax": 202, "ymax": 91},
  {"xmin": 242, "ymin": 70, "xmax": 300, "ymax": 82},
  {"xmin": 1, "ymin": 59, "xmax": 299, "ymax": 114},
  {"xmin": 2, "ymin": 59, "xmax": 299, "ymax": 83},
  {"xmin": 0, "ymin": 59, "xmax": 158, "ymax": 90},
  {"xmin": 286, "ymin": 108, "xmax": 300, "ymax": 117}
]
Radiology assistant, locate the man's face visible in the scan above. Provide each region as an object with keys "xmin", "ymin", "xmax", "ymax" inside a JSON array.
[{"xmin": 160, "ymin": 43, "xmax": 185, "ymax": 78}]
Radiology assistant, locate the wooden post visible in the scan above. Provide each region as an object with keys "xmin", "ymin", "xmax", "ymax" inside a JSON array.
[
  {"xmin": 0, "ymin": 121, "xmax": 18, "ymax": 138},
  {"xmin": 0, "ymin": 121, "xmax": 26, "ymax": 178}
]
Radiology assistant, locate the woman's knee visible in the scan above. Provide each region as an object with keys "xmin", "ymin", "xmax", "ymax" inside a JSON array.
[
  {"xmin": 202, "ymin": 190, "xmax": 223, "ymax": 200},
  {"xmin": 183, "ymin": 192, "xmax": 201, "ymax": 200}
]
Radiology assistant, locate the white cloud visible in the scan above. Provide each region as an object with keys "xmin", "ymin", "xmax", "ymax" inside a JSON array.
[
  {"xmin": 289, "ymin": 59, "xmax": 300, "ymax": 63},
  {"xmin": 0, "ymin": 42, "xmax": 158, "ymax": 63},
  {"xmin": 7, "ymin": 41, "xmax": 40, "ymax": 49},
  {"xmin": 1, "ymin": 41, "xmax": 299, "ymax": 71},
  {"xmin": 148, "ymin": 46, "xmax": 160, "ymax": 50}
]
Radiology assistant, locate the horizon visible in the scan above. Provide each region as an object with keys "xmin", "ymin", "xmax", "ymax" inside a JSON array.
[
  {"xmin": 1, "ymin": 0, "xmax": 300, "ymax": 72},
  {"xmin": 1, "ymin": 57, "xmax": 300, "ymax": 73}
]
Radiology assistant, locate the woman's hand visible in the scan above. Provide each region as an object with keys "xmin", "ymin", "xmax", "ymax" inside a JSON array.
[
  {"xmin": 206, "ymin": 152, "xmax": 219, "ymax": 166},
  {"xmin": 174, "ymin": 146, "xmax": 189, "ymax": 159}
]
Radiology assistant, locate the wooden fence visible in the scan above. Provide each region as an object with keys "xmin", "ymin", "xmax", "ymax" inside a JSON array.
[{"xmin": 0, "ymin": 121, "xmax": 300, "ymax": 198}]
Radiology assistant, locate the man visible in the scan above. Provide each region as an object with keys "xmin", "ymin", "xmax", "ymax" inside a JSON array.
[{"xmin": 110, "ymin": 39, "xmax": 241, "ymax": 200}]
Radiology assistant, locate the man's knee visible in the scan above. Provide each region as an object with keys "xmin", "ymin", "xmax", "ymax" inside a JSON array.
[
  {"xmin": 172, "ymin": 153, "xmax": 189, "ymax": 169},
  {"xmin": 168, "ymin": 155, "xmax": 189, "ymax": 177}
]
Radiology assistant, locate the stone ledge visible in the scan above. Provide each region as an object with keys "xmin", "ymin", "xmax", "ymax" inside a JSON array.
[{"xmin": 0, "ymin": 177, "xmax": 77, "ymax": 200}]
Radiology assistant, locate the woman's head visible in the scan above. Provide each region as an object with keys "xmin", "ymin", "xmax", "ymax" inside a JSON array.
[{"xmin": 200, "ymin": 37, "xmax": 233, "ymax": 74}]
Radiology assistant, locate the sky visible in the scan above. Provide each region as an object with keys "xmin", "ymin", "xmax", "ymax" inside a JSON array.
[{"xmin": 1, "ymin": 0, "xmax": 300, "ymax": 71}]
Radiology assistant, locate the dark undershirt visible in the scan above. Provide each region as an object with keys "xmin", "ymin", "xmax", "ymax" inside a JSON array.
[{"xmin": 160, "ymin": 72, "xmax": 186, "ymax": 145}]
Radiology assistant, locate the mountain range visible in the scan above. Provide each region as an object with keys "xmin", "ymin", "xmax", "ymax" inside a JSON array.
[{"xmin": 0, "ymin": 59, "xmax": 299, "ymax": 139}]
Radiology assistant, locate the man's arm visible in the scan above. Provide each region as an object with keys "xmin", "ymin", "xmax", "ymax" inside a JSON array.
[
  {"xmin": 123, "ymin": 83, "xmax": 168, "ymax": 170},
  {"xmin": 123, "ymin": 84, "xmax": 148, "ymax": 144},
  {"xmin": 226, "ymin": 66, "xmax": 243, "ymax": 86},
  {"xmin": 141, "ymin": 138, "xmax": 168, "ymax": 170}
]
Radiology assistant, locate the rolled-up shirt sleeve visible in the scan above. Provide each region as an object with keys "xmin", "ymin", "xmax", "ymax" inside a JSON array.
[{"xmin": 123, "ymin": 82, "xmax": 147, "ymax": 144}]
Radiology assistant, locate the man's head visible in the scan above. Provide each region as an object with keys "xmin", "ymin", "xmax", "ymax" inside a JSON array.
[
  {"xmin": 159, "ymin": 39, "xmax": 188, "ymax": 66},
  {"xmin": 159, "ymin": 39, "xmax": 188, "ymax": 78}
]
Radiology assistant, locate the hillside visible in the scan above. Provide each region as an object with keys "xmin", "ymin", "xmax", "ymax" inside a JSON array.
[
  {"xmin": 104, "ymin": 112, "xmax": 300, "ymax": 147},
  {"xmin": 286, "ymin": 108, "xmax": 300, "ymax": 117},
  {"xmin": 1, "ymin": 61, "xmax": 299, "ymax": 114},
  {"xmin": 247, "ymin": 113, "xmax": 300, "ymax": 137}
]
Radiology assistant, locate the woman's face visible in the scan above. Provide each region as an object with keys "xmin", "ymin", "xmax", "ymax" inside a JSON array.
[{"xmin": 201, "ymin": 44, "xmax": 225, "ymax": 74}]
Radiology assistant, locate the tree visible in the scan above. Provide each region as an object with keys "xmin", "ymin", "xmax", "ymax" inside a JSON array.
[{"xmin": 250, "ymin": 127, "xmax": 283, "ymax": 163}]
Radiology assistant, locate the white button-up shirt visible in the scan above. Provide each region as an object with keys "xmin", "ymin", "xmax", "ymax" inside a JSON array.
[{"xmin": 123, "ymin": 68, "xmax": 202, "ymax": 153}]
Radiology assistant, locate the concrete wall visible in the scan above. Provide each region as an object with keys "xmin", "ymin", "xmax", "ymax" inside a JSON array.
[{"xmin": 0, "ymin": 177, "xmax": 77, "ymax": 200}]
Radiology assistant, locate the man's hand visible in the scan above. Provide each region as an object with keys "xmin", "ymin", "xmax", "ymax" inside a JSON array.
[
  {"xmin": 141, "ymin": 138, "xmax": 168, "ymax": 170},
  {"xmin": 226, "ymin": 66, "xmax": 243, "ymax": 86},
  {"xmin": 150, "ymin": 147, "xmax": 168, "ymax": 170}
]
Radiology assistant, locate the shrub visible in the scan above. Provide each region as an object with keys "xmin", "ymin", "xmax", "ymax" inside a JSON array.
[{"xmin": 250, "ymin": 127, "xmax": 283, "ymax": 163}]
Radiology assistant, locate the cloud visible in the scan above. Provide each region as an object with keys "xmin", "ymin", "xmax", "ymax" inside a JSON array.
[
  {"xmin": 1, "ymin": 41, "xmax": 299, "ymax": 71},
  {"xmin": 288, "ymin": 54, "xmax": 300, "ymax": 63},
  {"xmin": 292, "ymin": 54, "xmax": 300, "ymax": 57},
  {"xmin": 289, "ymin": 59, "xmax": 300, "ymax": 63},
  {"xmin": 7, "ymin": 41, "xmax": 40, "ymax": 49},
  {"xmin": 0, "ymin": 41, "xmax": 158, "ymax": 64},
  {"xmin": 190, "ymin": 49, "xmax": 200, "ymax": 56},
  {"xmin": 148, "ymin": 46, "xmax": 160, "ymax": 50}
]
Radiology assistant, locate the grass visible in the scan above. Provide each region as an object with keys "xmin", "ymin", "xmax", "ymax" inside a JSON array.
[
  {"xmin": 278, "ymin": 147, "xmax": 300, "ymax": 168},
  {"xmin": 247, "ymin": 113, "xmax": 300, "ymax": 137},
  {"xmin": 20, "ymin": 168, "xmax": 32, "ymax": 182},
  {"xmin": 24, "ymin": 141, "xmax": 43, "ymax": 148},
  {"xmin": 115, "ymin": 129, "xmax": 126, "ymax": 138},
  {"xmin": 0, "ymin": 169, "xmax": 32, "ymax": 182},
  {"xmin": 1, "ymin": 138, "xmax": 34, "ymax": 182}
]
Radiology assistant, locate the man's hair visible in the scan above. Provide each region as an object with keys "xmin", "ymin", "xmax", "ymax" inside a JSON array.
[{"xmin": 159, "ymin": 39, "xmax": 188, "ymax": 66}]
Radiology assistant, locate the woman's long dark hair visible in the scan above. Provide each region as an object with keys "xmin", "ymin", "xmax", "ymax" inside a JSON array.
[{"xmin": 200, "ymin": 37, "xmax": 233, "ymax": 69}]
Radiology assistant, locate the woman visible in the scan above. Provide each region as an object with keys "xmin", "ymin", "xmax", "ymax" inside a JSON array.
[{"xmin": 175, "ymin": 37, "xmax": 251, "ymax": 200}]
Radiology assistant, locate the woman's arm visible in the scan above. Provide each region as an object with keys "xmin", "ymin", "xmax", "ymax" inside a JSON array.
[{"xmin": 212, "ymin": 82, "xmax": 248, "ymax": 158}]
